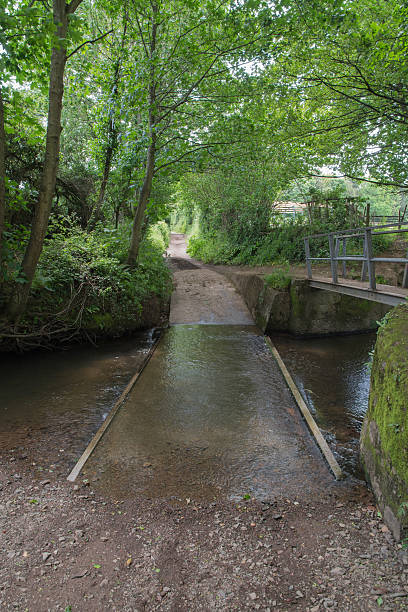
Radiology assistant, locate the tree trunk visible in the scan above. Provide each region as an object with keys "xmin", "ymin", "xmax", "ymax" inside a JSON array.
[
  {"xmin": 88, "ymin": 68, "xmax": 121, "ymax": 228},
  {"xmin": 127, "ymin": 134, "xmax": 156, "ymax": 265},
  {"xmin": 6, "ymin": 0, "xmax": 70, "ymax": 320},
  {"xmin": 0, "ymin": 89, "xmax": 6, "ymax": 273},
  {"xmin": 114, "ymin": 204, "xmax": 120, "ymax": 228},
  {"xmin": 127, "ymin": 7, "xmax": 157, "ymax": 266},
  {"xmin": 88, "ymin": 142, "xmax": 115, "ymax": 229},
  {"xmin": 88, "ymin": 17, "xmax": 127, "ymax": 230}
]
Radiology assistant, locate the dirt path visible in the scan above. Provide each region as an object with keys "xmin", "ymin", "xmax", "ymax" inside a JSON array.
[{"xmin": 0, "ymin": 235, "xmax": 407, "ymax": 611}]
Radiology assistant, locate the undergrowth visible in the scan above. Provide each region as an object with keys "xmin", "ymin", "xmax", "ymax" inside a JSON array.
[
  {"xmin": 0, "ymin": 221, "xmax": 172, "ymax": 351},
  {"xmin": 186, "ymin": 217, "xmax": 392, "ymax": 266},
  {"xmin": 264, "ymin": 268, "xmax": 292, "ymax": 290}
]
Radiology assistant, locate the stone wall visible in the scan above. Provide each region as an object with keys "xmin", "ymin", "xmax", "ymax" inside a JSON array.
[
  {"xmin": 224, "ymin": 272, "xmax": 389, "ymax": 336},
  {"xmin": 360, "ymin": 304, "xmax": 408, "ymax": 541}
]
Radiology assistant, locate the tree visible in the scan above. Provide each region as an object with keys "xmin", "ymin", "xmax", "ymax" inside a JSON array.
[
  {"xmin": 86, "ymin": 7, "xmax": 128, "ymax": 228},
  {"xmin": 267, "ymin": 0, "xmax": 408, "ymax": 189},
  {"xmin": 123, "ymin": 0, "xmax": 273, "ymax": 264},
  {"xmin": 3, "ymin": 0, "xmax": 117, "ymax": 320},
  {"xmin": 0, "ymin": 0, "xmax": 50, "ymax": 276},
  {"xmin": 0, "ymin": 91, "xmax": 5, "ymax": 265},
  {"xmin": 3, "ymin": 0, "xmax": 85, "ymax": 319}
]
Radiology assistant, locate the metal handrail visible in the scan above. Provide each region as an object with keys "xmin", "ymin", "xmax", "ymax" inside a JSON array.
[
  {"xmin": 306, "ymin": 220, "xmax": 408, "ymax": 240},
  {"xmin": 304, "ymin": 222, "xmax": 408, "ymax": 291}
]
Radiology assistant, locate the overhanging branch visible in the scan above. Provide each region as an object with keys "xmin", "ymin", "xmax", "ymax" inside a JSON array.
[{"xmin": 66, "ymin": 30, "xmax": 114, "ymax": 60}]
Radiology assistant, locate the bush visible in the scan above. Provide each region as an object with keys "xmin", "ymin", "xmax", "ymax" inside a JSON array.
[
  {"xmin": 264, "ymin": 268, "xmax": 291, "ymax": 290},
  {"xmin": 186, "ymin": 211, "xmax": 393, "ymax": 266},
  {"xmin": 25, "ymin": 222, "xmax": 172, "ymax": 335}
]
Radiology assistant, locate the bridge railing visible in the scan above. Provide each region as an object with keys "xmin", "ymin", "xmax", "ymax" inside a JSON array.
[{"xmin": 304, "ymin": 221, "xmax": 408, "ymax": 291}]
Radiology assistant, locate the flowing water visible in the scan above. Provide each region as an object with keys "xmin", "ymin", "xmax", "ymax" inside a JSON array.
[
  {"xmin": 0, "ymin": 332, "xmax": 155, "ymax": 470},
  {"xmin": 83, "ymin": 325, "xmax": 332, "ymax": 501},
  {"xmin": 0, "ymin": 324, "xmax": 374, "ymax": 492},
  {"xmin": 272, "ymin": 332, "xmax": 376, "ymax": 478}
]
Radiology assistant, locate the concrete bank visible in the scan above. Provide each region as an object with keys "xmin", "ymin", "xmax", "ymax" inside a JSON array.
[{"xmin": 222, "ymin": 271, "xmax": 390, "ymax": 336}]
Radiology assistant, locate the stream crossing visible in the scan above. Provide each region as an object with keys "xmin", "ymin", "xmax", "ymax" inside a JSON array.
[{"xmin": 80, "ymin": 235, "xmax": 335, "ymax": 501}]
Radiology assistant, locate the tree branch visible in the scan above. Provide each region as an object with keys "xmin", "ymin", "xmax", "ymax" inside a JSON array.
[
  {"xmin": 66, "ymin": 30, "xmax": 114, "ymax": 60},
  {"xmin": 67, "ymin": 0, "xmax": 83, "ymax": 15},
  {"xmin": 308, "ymin": 172, "xmax": 408, "ymax": 191}
]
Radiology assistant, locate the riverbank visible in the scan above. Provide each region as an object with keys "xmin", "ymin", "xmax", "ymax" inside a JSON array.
[
  {"xmin": 0, "ymin": 223, "xmax": 172, "ymax": 353},
  {"xmin": 1, "ymin": 234, "xmax": 407, "ymax": 610}
]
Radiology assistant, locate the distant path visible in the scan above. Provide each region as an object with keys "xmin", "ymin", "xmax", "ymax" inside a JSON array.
[{"xmin": 168, "ymin": 233, "xmax": 253, "ymax": 325}]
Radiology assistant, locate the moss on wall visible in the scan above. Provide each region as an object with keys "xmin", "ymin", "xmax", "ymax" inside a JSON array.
[{"xmin": 361, "ymin": 304, "xmax": 408, "ymax": 541}]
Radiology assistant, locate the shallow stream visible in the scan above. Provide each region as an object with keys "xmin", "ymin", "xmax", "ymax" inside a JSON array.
[
  {"xmin": 0, "ymin": 331, "xmax": 155, "ymax": 470},
  {"xmin": 0, "ymin": 327, "xmax": 375, "ymax": 487},
  {"xmin": 272, "ymin": 332, "xmax": 376, "ymax": 478}
]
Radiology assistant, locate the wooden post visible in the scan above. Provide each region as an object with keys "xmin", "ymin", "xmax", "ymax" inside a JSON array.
[
  {"xmin": 328, "ymin": 233, "xmax": 338, "ymax": 284},
  {"xmin": 401, "ymin": 204, "xmax": 407, "ymax": 225},
  {"xmin": 342, "ymin": 238, "xmax": 347, "ymax": 278},
  {"xmin": 365, "ymin": 228, "xmax": 376, "ymax": 290},
  {"xmin": 304, "ymin": 238, "xmax": 312, "ymax": 279}
]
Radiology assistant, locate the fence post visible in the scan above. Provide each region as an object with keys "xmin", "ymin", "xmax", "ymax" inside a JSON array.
[
  {"xmin": 328, "ymin": 233, "xmax": 338, "ymax": 283},
  {"xmin": 304, "ymin": 238, "xmax": 312, "ymax": 279},
  {"xmin": 365, "ymin": 202, "xmax": 370, "ymax": 226},
  {"xmin": 403, "ymin": 248, "xmax": 408, "ymax": 289},
  {"xmin": 361, "ymin": 234, "xmax": 368, "ymax": 281},
  {"xmin": 342, "ymin": 238, "xmax": 347, "ymax": 278},
  {"xmin": 365, "ymin": 228, "xmax": 376, "ymax": 290}
]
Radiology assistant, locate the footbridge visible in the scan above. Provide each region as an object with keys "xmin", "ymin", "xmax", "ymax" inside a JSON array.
[{"xmin": 304, "ymin": 222, "xmax": 408, "ymax": 306}]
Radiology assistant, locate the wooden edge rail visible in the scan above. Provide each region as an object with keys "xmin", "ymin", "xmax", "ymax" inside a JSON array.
[
  {"xmin": 264, "ymin": 336, "xmax": 344, "ymax": 481},
  {"xmin": 67, "ymin": 331, "xmax": 165, "ymax": 483}
]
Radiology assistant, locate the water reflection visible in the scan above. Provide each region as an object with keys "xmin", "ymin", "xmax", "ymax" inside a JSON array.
[
  {"xmin": 0, "ymin": 332, "xmax": 154, "ymax": 465},
  {"xmin": 272, "ymin": 333, "xmax": 375, "ymax": 477},
  {"xmin": 85, "ymin": 325, "xmax": 332, "ymax": 501}
]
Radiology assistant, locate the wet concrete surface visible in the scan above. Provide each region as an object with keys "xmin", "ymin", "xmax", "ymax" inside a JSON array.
[
  {"xmin": 84, "ymin": 325, "xmax": 333, "ymax": 502},
  {"xmin": 273, "ymin": 333, "xmax": 375, "ymax": 478}
]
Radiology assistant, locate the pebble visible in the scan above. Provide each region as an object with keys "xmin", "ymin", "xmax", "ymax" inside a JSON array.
[
  {"xmin": 42, "ymin": 552, "xmax": 51, "ymax": 562},
  {"xmin": 71, "ymin": 569, "xmax": 88, "ymax": 579}
]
